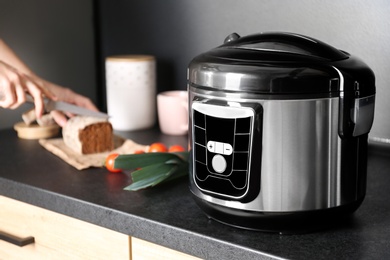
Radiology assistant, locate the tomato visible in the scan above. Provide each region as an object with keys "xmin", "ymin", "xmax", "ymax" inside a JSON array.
[
  {"xmin": 148, "ymin": 142, "xmax": 168, "ymax": 153},
  {"xmin": 168, "ymin": 145, "xmax": 185, "ymax": 152},
  {"xmin": 105, "ymin": 153, "xmax": 122, "ymax": 173}
]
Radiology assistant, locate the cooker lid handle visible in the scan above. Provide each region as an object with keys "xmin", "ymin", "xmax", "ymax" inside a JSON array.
[{"xmin": 222, "ymin": 32, "xmax": 349, "ymax": 61}]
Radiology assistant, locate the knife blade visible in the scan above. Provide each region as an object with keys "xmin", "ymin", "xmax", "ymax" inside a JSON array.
[{"xmin": 26, "ymin": 95, "xmax": 109, "ymax": 119}]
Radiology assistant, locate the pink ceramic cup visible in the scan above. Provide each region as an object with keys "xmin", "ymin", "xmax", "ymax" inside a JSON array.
[{"xmin": 157, "ymin": 90, "xmax": 188, "ymax": 135}]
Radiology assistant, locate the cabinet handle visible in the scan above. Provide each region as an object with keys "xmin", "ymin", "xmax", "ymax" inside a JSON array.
[{"xmin": 0, "ymin": 230, "xmax": 35, "ymax": 247}]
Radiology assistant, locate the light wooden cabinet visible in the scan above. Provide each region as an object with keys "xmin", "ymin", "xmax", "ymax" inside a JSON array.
[
  {"xmin": 0, "ymin": 196, "xmax": 200, "ymax": 260},
  {"xmin": 0, "ymin": 196, "xmax": 131, "ymax": 259}
]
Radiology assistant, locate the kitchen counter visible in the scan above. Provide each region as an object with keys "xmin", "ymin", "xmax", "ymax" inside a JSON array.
[{"xmin": 1, "ymin": 127, "xmax": 390, "ymax": 260}]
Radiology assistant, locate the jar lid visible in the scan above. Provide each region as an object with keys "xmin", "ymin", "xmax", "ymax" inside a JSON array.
[{"xmin": 106, "ymin": 55, "xmax": 155, "ymax": 62}]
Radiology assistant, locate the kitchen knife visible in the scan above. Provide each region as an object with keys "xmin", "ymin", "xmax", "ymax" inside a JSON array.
[{"xmin": 26, "ymin": 95, "xmax": 109, "ymax": 119}]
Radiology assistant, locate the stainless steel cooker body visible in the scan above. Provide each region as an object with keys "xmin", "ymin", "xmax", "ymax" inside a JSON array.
[
  {"xmin": 190, "ymin": 89, "xmax": 367, "ymax": 212},
  {"xmin": 187, "ymin": 32, "xmax": 376, "ymax": 232}
]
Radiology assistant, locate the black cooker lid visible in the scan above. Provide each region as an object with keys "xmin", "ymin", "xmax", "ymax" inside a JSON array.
[{"xmin": 188, "ymin": 32, "xmax": 375, "ymax": 97}]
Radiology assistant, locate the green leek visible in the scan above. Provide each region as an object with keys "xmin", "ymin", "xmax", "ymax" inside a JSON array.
[{"xmin": 114, "ymin": 152, "xmax": 189, "ymax": 191}]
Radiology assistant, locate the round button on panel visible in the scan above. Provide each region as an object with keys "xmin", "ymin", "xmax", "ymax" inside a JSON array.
[{"xmin": 212, "ymin": 154, "xmax": 227, "ymax": 173}]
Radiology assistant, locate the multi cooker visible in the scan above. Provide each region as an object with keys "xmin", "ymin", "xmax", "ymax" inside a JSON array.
[{"xmin": 187, "ymin": 32, "xmax": 376, "ymax": 233}]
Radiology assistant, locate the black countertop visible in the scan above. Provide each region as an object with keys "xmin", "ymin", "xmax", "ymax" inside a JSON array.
[{"xmin": 1, "ymin": 127, "xmax": 390, "ymax": 260}]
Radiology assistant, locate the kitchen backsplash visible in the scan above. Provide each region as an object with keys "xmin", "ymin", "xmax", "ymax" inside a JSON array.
[{"xmin": 1, "ymin": 0, "xmax": 389, "ymax": 144}]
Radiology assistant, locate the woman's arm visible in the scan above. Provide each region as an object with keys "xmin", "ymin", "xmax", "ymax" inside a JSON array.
[{"xmin": 0, "ymin": 38, "xmax": 97, "ymax": 126}]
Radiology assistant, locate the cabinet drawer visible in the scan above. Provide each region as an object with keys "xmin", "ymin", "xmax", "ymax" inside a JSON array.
[{"xmin": 0, "ymin": 196, "xmax": 130, "ymax": 259}]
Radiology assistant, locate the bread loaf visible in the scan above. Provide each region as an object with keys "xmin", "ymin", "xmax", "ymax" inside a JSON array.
[{"xmin": 63, "ymin": 116, "xmax": 114, "ymax": 154}]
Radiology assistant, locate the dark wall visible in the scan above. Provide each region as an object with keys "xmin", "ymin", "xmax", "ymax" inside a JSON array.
[
  {"xmin": 97, "ymin": 1, "xmax": 206, "ymax": 97},
  {"xmin": 97, "ymin": 0, "xmax": 390, "ymax": 140},
  {"xmin": 1, "ymin": 0, "xmax": 388, "ymax": 139}
]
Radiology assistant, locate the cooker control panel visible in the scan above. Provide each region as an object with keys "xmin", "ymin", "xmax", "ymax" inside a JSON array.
[{"xmin": 192, "ymin": 100, "xmax": 262, "ymax": 200}]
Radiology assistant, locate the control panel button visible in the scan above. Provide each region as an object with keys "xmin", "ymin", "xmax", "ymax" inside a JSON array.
[
  {"xmin": 215, "ymin": 142, "xmax": 224, "ymax": 154},
  {"xmin": 212, "ymin": 154, "xmax": 227, "ymax": 173},
  {"xmin": 223, "ymin": 143, "xmax": 233, "ymax": 155},
  {"xmin": 207, "ymin": 141, "xmax": 215, "ymax": 153},
  {"xmin": 207, "ymin": 140, "xmax": 233, "ymax": 155}
]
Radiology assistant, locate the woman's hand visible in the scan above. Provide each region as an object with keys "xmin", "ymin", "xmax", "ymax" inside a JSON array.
[
  {"xmin": 46, "ymin": 84, "xmax": 99, "ymax": 127},
  {"xmin": 0, "ymin": 39, "xmax": 99, "ymax": 127},
  {"xmin": 0, "ymin": 60, "xmax": 55, "ymax": 118},
  {"xmin": 0, "ymin": 61, "xmax": 99, "ymax": 127}
]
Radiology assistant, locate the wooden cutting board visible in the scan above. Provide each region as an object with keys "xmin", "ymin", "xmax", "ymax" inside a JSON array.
[{"xmin": 13, "ymin": 122, "xmax": 60, "ymax": 140}]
